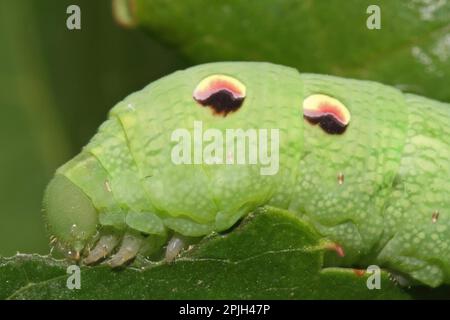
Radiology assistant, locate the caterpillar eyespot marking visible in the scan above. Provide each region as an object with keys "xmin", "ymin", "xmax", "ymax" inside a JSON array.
[
  {"xmin": 193, "ymin": 74, "xmax": 246, "ymax": 116},
  {"xmin": 303, "ymin": 94, "xmax": 350, "ymax": 134},
  {"xmin": 43, "ymin": 62, "xmax": 450, "ymax": 288}
]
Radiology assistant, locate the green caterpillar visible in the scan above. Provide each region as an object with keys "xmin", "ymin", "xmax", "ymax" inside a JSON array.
[{"xmin": 44, "ymin": 62, "xmax": 450, "ymax": 287}]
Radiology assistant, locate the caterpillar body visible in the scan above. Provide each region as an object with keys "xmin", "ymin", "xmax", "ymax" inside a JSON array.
[{"xmin": 44, "ymin": 62, "xmax": 450, "ymax": 287}]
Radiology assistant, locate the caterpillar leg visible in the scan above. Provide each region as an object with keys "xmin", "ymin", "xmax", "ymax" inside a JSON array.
[
  {"xmin": 388, "ymin": 272, "xmax": 411, "ymax": 287},
  {"xmin": 108, "ymin": 233, "xmax": 143, "ymax": 267},
  {"xmin": 84, "ymin": 234, "xmax": 120, "ymax": 265},
  {"xmin": 165, "ymin": 234, "xmax": 186, "ymax": 262}
]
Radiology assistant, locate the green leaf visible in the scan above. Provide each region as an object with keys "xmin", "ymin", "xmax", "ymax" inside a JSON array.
[
  {"xmin": 122, "ymin": 0, "xmax": 450, "ymax": 102},
  {"xmin": 1, "ymin": 209, "xmax": 412, "ymax": 299},
  {"xmin": 0, "ymin": 255, "xmax": 69, "ymax": 300}
]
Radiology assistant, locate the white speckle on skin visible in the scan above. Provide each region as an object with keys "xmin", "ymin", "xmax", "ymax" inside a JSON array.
[
  {"xmin": 127, "ymin": 103, "xmax": 136, "ymax": 111},
  {"xmin": 105, "ymin": 180, "xmax": 112, "ymax": 193},
  {"xmin": 432, "ymin": 210, "xmax": 440, "ymax": 223},
  {"xmin": 70, "ymin": 224, "xmax": 78, "ymax": 236},
  {"xmin": 338, "ymin": 172, "xmax": 344, "ymax": 185}
]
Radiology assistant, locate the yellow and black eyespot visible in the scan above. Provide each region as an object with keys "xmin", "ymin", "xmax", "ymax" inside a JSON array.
[
  {"xmin": 303, "ymin": 94, "xmax": 351, "ymax": 134},
  {"xmin": 193, "ymin": 74, "xmax": 246, "ymax": 116}
]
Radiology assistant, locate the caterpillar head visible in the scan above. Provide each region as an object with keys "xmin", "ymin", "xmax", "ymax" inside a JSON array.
[
  {"xmin": 41, "ymin": 62, "xmax": 308, "ymax": 262},
  {"xmin": 43, "ymin": 174, "xmax": 98, "ymax": 260}
]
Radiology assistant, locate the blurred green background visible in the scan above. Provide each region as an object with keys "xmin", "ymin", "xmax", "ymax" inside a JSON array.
[{"xmin": 0, "ymin": 0, "xmax": 186, "ymax": 256}]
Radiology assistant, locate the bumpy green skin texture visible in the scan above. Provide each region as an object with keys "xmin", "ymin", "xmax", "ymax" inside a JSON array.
[{"xmin": 46, "ymin": 62, "xmax": 450, "ymax": 287}]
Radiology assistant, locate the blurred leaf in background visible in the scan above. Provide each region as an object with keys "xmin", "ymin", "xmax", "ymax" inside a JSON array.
[
  {"xmin": 0, "ymin": 0, "xmax": 185, "ymax": 256},
  {"xmin": 126, "ymin": 0, "xmax": 450, "ymax": 102}
]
